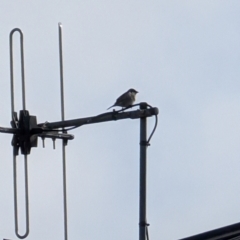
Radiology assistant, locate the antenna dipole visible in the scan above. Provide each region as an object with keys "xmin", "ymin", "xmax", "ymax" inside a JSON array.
[
  {"xmin": 9, "ymin": 28, "xmax": 30, "ymax": 239},
  {"xmin": 3, "ymin": 25, "xmax": 159, "ymax": 240},
  {"xmin": 58, "ymin": 22, "xmax": 68, "ymax": 240}
]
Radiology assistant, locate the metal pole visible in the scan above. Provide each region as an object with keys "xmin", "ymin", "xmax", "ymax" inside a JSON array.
[
  {"xmin": 139, "ymin": 103, "xmax": 148, "ymax": 240},
  {"xmin": 58, "ymin": 23, "xmax": 68, "ymax": 240},
  {"xmin": 38, "ymin": 107, "xmax": 159, "ymax": 129},
  {"xmin": 58, "ymin": 23, "xmax": 65, "ymax": 122}
]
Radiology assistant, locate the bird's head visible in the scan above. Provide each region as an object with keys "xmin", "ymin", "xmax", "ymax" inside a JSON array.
[{"xmin": 129, "ymin": 88, "xmax": 138, "ymax": 95}]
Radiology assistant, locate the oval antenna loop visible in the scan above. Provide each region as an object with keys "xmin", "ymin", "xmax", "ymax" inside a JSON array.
[{"xmin": 9, "ymin": 28, "xmax": 29, "ymax": 239}]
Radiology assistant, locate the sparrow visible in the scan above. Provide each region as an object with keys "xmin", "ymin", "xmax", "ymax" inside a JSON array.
[{"xmin": 107, "ymin": 88, "xmax": 138, "ymax": 110}]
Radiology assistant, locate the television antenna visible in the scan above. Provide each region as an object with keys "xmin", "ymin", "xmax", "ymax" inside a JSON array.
[{"xmin": 2, "ymin": 23, "xmax": 159, "ymax": 240}]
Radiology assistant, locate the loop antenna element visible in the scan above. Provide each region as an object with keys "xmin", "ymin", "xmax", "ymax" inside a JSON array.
[{"xmin": 9, "ymin": 28, "xmax": 30, "ymax": 239}]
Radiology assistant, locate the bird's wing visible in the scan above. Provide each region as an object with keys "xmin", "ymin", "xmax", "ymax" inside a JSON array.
[
  {"xmin": 107, "ymin": 91, "xmax": 129, "ymax": 110},
  {"xmin": 115, "ymin": 91, "xmax": 129, "ymax": 104}
]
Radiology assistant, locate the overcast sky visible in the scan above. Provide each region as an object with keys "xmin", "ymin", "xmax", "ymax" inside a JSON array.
[{"xmin": 1, "ymin": 1, "xmax": 240, "ymax": 240}]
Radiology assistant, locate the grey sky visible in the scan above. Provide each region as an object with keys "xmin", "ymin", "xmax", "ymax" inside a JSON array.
[{"xmin": 0, "ymin": 1, "xmax": 240, "ymax": 239}]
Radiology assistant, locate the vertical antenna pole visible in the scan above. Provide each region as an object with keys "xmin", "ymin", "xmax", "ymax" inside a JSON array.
[
  {"xmin": 10, "ymin": 28, "xmax": 29, "ymax": 239},
  {"xmin": 59, "ymin": 23, "xmax": 65, "ymax": 122},
  {"xmin": 139, "ymin": 104, "xmax": 148, "ymax": 240},
  {"xmin": 58, "ymin": 23, "xmax": 68, "ymax": 240}
]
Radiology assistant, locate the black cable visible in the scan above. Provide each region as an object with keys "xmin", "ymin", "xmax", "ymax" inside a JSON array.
[
  {"xmin": 117, "ymin": 103, "xmax": 158, "ymax": 146},
  {"xmin": 146, "ymin": 224, "xmax": 150, "ymax": 240},
  {"xmin": 144, "ymin": 103, "xmax": 158, "ymax": 146},
  {"xmin": 146, "ymin": 114, "xmax": 158, "ymax": 146}
]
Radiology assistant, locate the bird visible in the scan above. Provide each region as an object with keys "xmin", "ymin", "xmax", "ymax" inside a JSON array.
[{"xmin": 107, "ymin": 88, "xmax": 138, "ymax": 110}]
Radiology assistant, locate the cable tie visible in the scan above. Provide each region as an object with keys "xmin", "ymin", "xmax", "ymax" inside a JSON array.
[
  {"xmin": 140, "ymin": 141, "xmax": 150, "ymax": 146},
  {"xmin": 139, "ymin": 221, "xmax": 150, "ymax": 226}
]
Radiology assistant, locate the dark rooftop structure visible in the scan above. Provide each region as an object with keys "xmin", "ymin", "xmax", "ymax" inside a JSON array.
[{"xmin": 180, "ymin": 222, "xmax": 240, "ymax": 240}]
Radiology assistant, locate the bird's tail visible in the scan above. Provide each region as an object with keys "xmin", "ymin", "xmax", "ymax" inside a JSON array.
[{"xmin": 107, "ymin": 105, "xmax": 114, "ymax": 110}]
